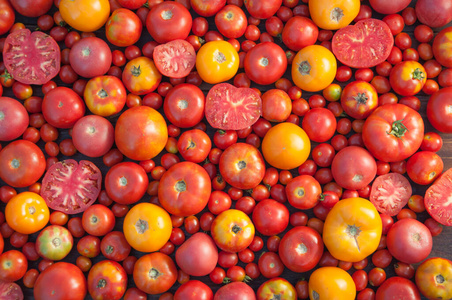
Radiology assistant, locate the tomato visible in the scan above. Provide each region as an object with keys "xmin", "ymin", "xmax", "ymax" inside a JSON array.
[
  {"xmin": 84, "ymin": 75, "xmax": 126, "ymax": 117},
  {"xmin": 175, "ymin": 232, "xmax": 218, "ymax": 277},
  {"xmin": 261, "ymin": 122, "xmax": 310, "ymax": 170},
  {"xmin": 309, "ymin": 267, "xmax": 356, "ymax": 299},
  {"xmin": 370, "ymin": 173, "xmax": 412, "ymax": 216},
  {"xmin": 340, "ymin": 81, "xmax": 378, "ymax": 120},
  {"xmin": 105, "ymin": 8, "xmax": 142, "ymax": 47},
  {"xmin": 278, "ymin": 226, "xmax": 323, "ymax": 273},
  {"xmin": 0, "ymin": 0, "xmax": 14, "ymax": 35},
  {"xmin": 196, "ymin": 41, "xmax": 239, "ymax": 84},
  {"xmin": 323, "ymin": 197, "xmax": 382, "ymax": 262},
  {"xmin": 211, "ymin": 209, "xmax": 255, "ymax": 253},
  {"xmin": 82, "ymin": 205, "xmax": 115, "ymax": 237},
  {"xmin": 416, "ymin": 0, "xmax": 452, "ymax": 29},
  {"xmin": 42, "ymin": 87, "xmax": 85, "ymax": 129},
  {"xmin": 0, "ymin": 250, "xmax": 28, "ymax": 282},
  {"xmin": 389, "ymin": 61, "xmax": 426, "ymax": 97},
  {"xmin": 158, "ymin": 161, "xmax": 211, "ymax": 216},
  {"xmin": 257, "ymin": 278, "xmax": 297, "ymax": 300},
  {"xmin": 302, "ymin": 107, "xmax": 337, "ymax": 143},
  {"xmin": 105, "ymin": 162, "xmax": 148, "ymax": 205},
  {"xmin": 424, "ymin": 167, "xmax": 452, "ymax": 226},
  {"xmin": 123, "ymin": 202, "xmax": 172, "ymax": 252},
  {"xmin": 332, "ymin": 18, "xmax": 393, "ymax": 68},
  {"xmin": 219, "ymin": 143, "xmax": 265, "ymax": 190},
  {"xmin": 427, "ymin": 87, "xmax": 452, "ymax": 133},
  {"xmin": 214, "ymin": 281, "xmax": 255, "ymax": 300},
  {"xmin": 375, "ymin": 276, "xmax": 421, "ymax": 300},
  {"xmin": 406, "ymin": 151, "xmax": 443, "ymax": 185},
  {"xmin": 244, "ymin": 42, "xmax": 287, "ymax": 85},
  {"xmin": 87, "ymin": 260, "xmax": 127, "ymax": 300},
  {"xmin": 214, "ymin": 5, "xmax": 247, "ymax": 39},
  {"xmin": 415, "ymin": 257, "xmax": 452, "ymax": 300},
  {"xmin": 190, "ymin": 0, "xmax": 226, "ymax": 17},
  {"xmin": 309, "ymin": 0, "xmax": 360, "ymax": 30},
  {"xmin": 368, "ymin": 0, "xmax": 410, "ymax": 14},
  {"xmin": 0, "ymin": 281, "xmax": 23, "ymax": 300},
  {"xmin": 153, "ymin": 39, "xmax": 196, "ymax": 78},
  {"xmin": 36, "ymin": 225, "xmax": 73, "ymax": 261},
  {"xmin": 146, "ymin": 1, "xmax": 192, "ymax": 44},
  {"xmin": 164, "ymin": 83, "xmax": 204, "ymax": 128},
  {"xmin": 100, "ymin": 231, "xmax": 131, "ymax": 261},
  {"xmin": 71, "ymin": 115, "xmax": 113, "ymax": 157},
  {"xmin": 285, "ymin": 175, "xmax": 321, "ymax": 210},
  {"xmin": 41, "ymin": 160, "xmax": 101, "ymax": 214},
  {"xmin": 0, "ymin": 97, "xmax": 29, "ymax": 142},
  {"xmin": 292, "ymin": 45, "xmax": 336, "ymax": 92},
  {"xmin": 362, "ymin": 104, "xmax": 424, "ymax": 162},
  {"xmin": 69, "ymin": 37, "xmax": 112, "ymax": 79},
  {"xmin": 115, "ymin": 106, "xmax": 167, "ymax": 160},
  {"xmin": 0, "ymin": 140, "xmax": 45, "ymax": 188},
  {"xmin": 331, "ymin": 146, "xmax": 377, "ymax": 191},
  {"xmin": 122, "ymin": 57, "xmax": 162, "ymax": 95},
  {"xmin": 133, "ymin": 252, "xmax": 177, "ymax": 294},
  {"xmin": 174, "ymin": 280, "xmax": 213, "ymax": 300},
  {"xmin": 177, "ymin": 129, "xmax": 211, "ymax": 163},
  {"xmin": 3, "ymin": 29, "xmax": 60, "ymax": 85},
  {"xmin": 34, "ymin": 262, "xmax": 87, "ymax": 300},
  {"xmin": 59, "ymin": 0, "xmax": 110, "ymax": 32},
  {"xmin": 252, "ymin": 199, "xmax": 289, "ymax": 236}
]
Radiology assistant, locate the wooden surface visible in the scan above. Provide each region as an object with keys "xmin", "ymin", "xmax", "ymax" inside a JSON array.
[{"xmin": 1, "ymin": 0, "xmax": 452, "ymax": 299}]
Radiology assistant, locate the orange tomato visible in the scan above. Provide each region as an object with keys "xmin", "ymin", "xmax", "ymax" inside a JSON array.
[
  {"xmin": 84, "ymin": 75, "xmax": 127, "ymax": 117},
  {"xmin": 5, "ymin": 192, "xmax": 49, "ymax": 234},
  {"xmin": 261, "ymin": 122, "xmax": 311, "ymax": 170},
  {"xmin": 292, "ymin": 45, "xmax": 337, "ymax": 92},
  {"xmin": 309, "ymin": 267, "xmax": 356, "ymax": 299},
  {"xmin": 196, "ymin": 40, "xmax": 239, "ymax": 84},
  {"xmin": 323, "ymin": 197, "xmax": 382, "ymax": 262},
  {"xmin": 123, "ymin": 203, "xmax": 172, "ymax": 252},
  {"xmin": 59, "ymin": 0, "xmax": 110, "ymax": 32},
  {"xmin": 415, "ymin": 257, "xmax": 452, "ymax": 300},
  {"xmin": 122, "ymin": 57, "xmax": 162, "ymax": 95},
  {"xmin": 309, "ymin": 0, "xmax": 360, "ymax": 30}
]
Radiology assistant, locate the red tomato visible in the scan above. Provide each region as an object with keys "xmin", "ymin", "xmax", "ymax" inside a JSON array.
[
  {"xmin": 427, "ymin": 87, "xmax": 452, "ymax": 133},
  {"xmin": 375, "ymin": 276, "xmax": 421, "ymax": 300},
  {"xmin": 190, "ymin": 0, "xmax": 226, "ymax": 17},
  {"xmin": 0, "ymin": 97, "xmax": 29, "ymax": 141},
  {"xmin": 282, "ymin": 16, "xmax": 318, "ymax": 51},
  {"xmin": 332, "ymin": 18, "xmax": 393, "ymax": 68},
  {"xmin": 153, "ymin": 39, "xmax": 196, "ymax": 78},
  {"xmin": 2, "ymin": 29, "xmax": 60, "ymax": 85},
  {"xmin": 87, "ymin": 260, "xmax": 127, "ymax": 300},
  {"xmin": 285, "ymin": 175, "xmax": 321, "ymax": 210},
  {"xmin": 83, "ymin": 75, "xmax": 127, "ymax": 117},
  {"xmin": 424, "ymin": 168, "xmax": 452, "ymax": 226},
  {"xmin": 369, "ymin": 0, "xmax": 410, "ymax": 14},
  {"xmin": 0, "ymin": 281, "xmax": 23, "ymax": 299},
  {"xmin": 0, "ymin": 0, "xmax": 14, "ymax": 35},
  {"xmin": 279, "ymin": 226, "xmax": 324, "ymax": 273},
  {"xmin": 416, "ymin": 0, "xmax": 452, "ymax": 29},
  {"xmin": 244, "ymin": 42, "xmax": 287, "ymax": 85},
  {"xmin": 72, "ymin": 115, "xmax": 114, "ymax": 158},
  {"xmin": 215, "ymin": 5, "xmax": 247, "ymax": 39},
  {"xmin": 406, "ymin": 151, "xmax": 443, "ymax": 185},
  {"xmin": 177, "ymin": 129, "xmax": 211, "ymax": 163},
  {"xmin": 0, "ymin": 250, "xmax": 27, "ymax": 282},
  {"xmin": 340, "ymin": 81, "xmax": 378, "ymax": 120},
  {"xmin": 214, "ymin": 281, "xmax": 255, "ymax": 300},
  {"xmin": 174, "ymin": 280, "xmax": 213, "ymax": 300},
  {"xmin": 163, "ymin": 83, "xmax": 204, "ymax": 128},
  {"xmin": 42, "ymin": 87, "xmax": 85, "ymax": 129},
  {"xmin": 100, "ymin": 231, "xmax": 131, "ymax": 261},
  {"xmin": 41, "ymin": 159, "xmax": 102, "ymax": 214},
  {"xmin": 69, "ymin": 37, "xmax": 112, "ymax": 78},
  {"xmin": 370, "ymin": 173, "xmax": 412, "ymax": 216},
  {"xmin": 389, "ymin": 61, "xmax": 427, "ymax": 96},
  {"xmin": 301, "ymin": 107, "xmax": 337, "ymax": 143},
  {"xmin": 252, "ymin": 199, "xmax": 289, "ymax": 236},
  {"xmin": 105, "ymin": 162, "xmax": 149, "ymax": 205},
  {"xmin": 106, "ymin": 8, "xmax": 142, "ymax": 47},
  {"xmin": 244, "ymin": 0, "xmax": 282, "ymax": 19}
]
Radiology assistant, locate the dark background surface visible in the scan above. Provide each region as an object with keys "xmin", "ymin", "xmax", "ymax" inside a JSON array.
[{"xmin": 1, "ymin": 0, "xmax": 452, "ymax": 299}]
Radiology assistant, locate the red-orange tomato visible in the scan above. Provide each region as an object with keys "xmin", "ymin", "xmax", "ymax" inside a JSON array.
[
  {"xmin": 340, "ymin": 81, "xmax": 378, "ymax": 120},
  {"xmin": 122, "ymin": 57, "xmax": 162, "ymax": 95},
  {"xmin": 87, "ymin": 260, "xmax": 127, "ymax": 300},
  {"xmin": 84, "ymin": 76, "xmax": 127, "ymax": 117},
  {"xmin": 261, "ymin": 89, "xmax": 292, "ymax": 122},
  {"xmin": 389, "ymin": 61, "xmax": 427, "ymax": 96}
]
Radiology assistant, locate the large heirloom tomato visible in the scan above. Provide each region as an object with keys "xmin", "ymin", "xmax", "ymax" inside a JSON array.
[
  {"xmin": 340, "ymin": 81, "xmax": 378, "ymax": 120},
  {"xmin": 427, "ymin": 87, "xmax": 452, "ymax": 133},
  {"xmin": 282, "ymin": 17, "xmax": 319, "ymax": 52},
  {"xmin": 84, "ymin": 75, "xmax": 127, "ymax": 117},
  {"xmin": 196, "ymin": 41, "xmax": 239, "ymax": 84},
  {"xmin": 87, "ymin": 260, "xmax": 127, "ymax": 300},
  {"xmin": 389, "ymin": 61, "xmax": 427, "ymax": 96},
  {"xmin": 211, "ymin": 209, "xmax": 255, "ymax": 253},
  {"xmin": 292, "ymin": 45, "xmax": 337, "ymax": 92},
  {"xmin": 309, "ymin": 267, "xmax": 356, "ymax": 299},
  {"xmin": 262, "ymin": 122, "xmax": 311, "ymax": 170},
  {"xmin": 59, "ymin": 0, "xmax": 110, "ymax": 32},
  {"xmin": 105, "ymin": 8, "xmax": 142, "ymax": 47},
  {"xmin": 323, "ymin": 197, "xmax": 382, "ymax": 262},
  {"xmin": 0, "ymin": 140, "xmax": 46, "ymax": 188},
  {"xmin": 362, "ymin": 104, "xmax": 424, "ymax": 162},
  {"xmin": 279, "ymin": 226, "xmax": 323, "ymax": 273},
  {"xmin": 69, "ymin": 37, "xmax": 112, "ymax": 79},
  {"xmin": 309, "ymin": 0, "xmax": 360, "ymax": 30},
  {"xmin": 123, "ymin": 203, "xmax": 172, "ymax": 252},
  {"xmin": 158, "ymin": 161, "xmax": 212, "ymax": 217},
  {"xmin": 5, "ymin": 192, "xmax": 49, "ymax": 235},
  {"xmin": 376, "ymin": 277, "xmax": 421, "ymax": 300},
  {"xmin": 133, "ymin": 252, "xmax": 177, "ymax": 295},
  {"xmin": 42, "ymin": 87, "xmax": 85, "ymax": 129},
  {"xmin": 0, "ymin": 97, "xmax": 29, "ymax": 141},
  {"xmin": 36, "ymin": 225, "xmax": 73, "ymax": 261},
  {"xmin": 122, "ymin": 57, "xmax": 162, "ymax": 95},
  {"xmin": 219, "ymin": 143, "xmax": 265, "ymax": 190},
  {"xmin": 115, "ymin": 106, "xmax": 168, "ymax": 161},
  {"xmin": 433, "ymin": 27, "xmax": 452, "ymax": 68},
  {"xmin": 415, "ymin": 257, "xmax": 452, "ymax": 300}
]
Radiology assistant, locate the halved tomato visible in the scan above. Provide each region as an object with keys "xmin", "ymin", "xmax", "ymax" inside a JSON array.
[
  {"xmin": 425, "ymin": 168, "xmax": 452, "ymax": 226},
  {"xmin": 370, "ymin": 173, "xmax": 412, "ymax": 216},
  {"xmin": 153, "ymin": 39, "xmax": 196, "ymax": 79}
]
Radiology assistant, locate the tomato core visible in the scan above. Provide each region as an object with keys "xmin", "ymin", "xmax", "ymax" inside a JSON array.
[
  {"xmin": 0, "ymin": 112, "xmax": 4, "ymax": 120},
  {"xmin": 412, "ymin": 68, "xmax": 425, "ymax": 80},
  {"xmin": 52, "ymin": 237, "xmax": 61, "ymax": 247},
  {"xmin": 436, "ymin": 274, "xmax": 445, "ymax": 284},
  {"xmin": 331, "ymin": 7, "xmax": 344, "ymax": 22},
  {"xmin": 29, "ymin": 206, "xmax": 36, "ymax": 214},
  {"xmin": 259, "ymin": 57, "xmax": 269, "ymax": 67},
  {"xmin": 312, "ymin": 290, "xmax": 320, "ymax": 300},
  {"xmin": 296, "ymin": 243, "xmax": 308, "ymax": 254},
  {"xmin": 214, "ymin": 50, "xmax": 227, "ymax": 63},
  {"xmin": 354, "ymin": 93, "xmax": 369, "ymax": 104},
  {"xmin": 296, "ymin": 187, "xmax": 305, "ymax": 197},
  {"xmin": 97, "ymin": 89, "xmax": 108, "ymax": 98},
  {"xmin": 298, "ymin": 61, "xmax": 311, "ymax": 75},
  {"xmin": 232, "ymin": 224, "xmax": 242, "ymax": 234},
  {"xmin": 131, "ymin": 65, "xmax": 141, "ymax": 77},
  {"xmin": 105, "ymin": 245, "xmax": 113, "ymax": 254},
  {"xmin": 237, "ymin": 161, "xmax": 246, "ymax": 170},
  {"xmin": 97, "ymin": 279, "xmax": 107, "ymax": 288},
  {"xmin": 11, "ymin": 159, "xmax": 20, "ymax": 169},
  {"xmin": 177, "ymin": 99, "xmax": 188, "ymax": 110},
  {"xmin": 388, "ymin": 119, "xmax": 408, "ymax": 138},
  {"xmin": 175, "ymin": 180, "xmax": 187, "ymax": 192},
  {"xmin": 81, "ymin": 48, "xmax": 91, "ymax": 57},
  {"xmin": 149, "ymin": 268, "xmax": 161, "ymax": 279},
  {"xmin": 161, "ymin": 10, "xmax": 173, "ymax": 20},
  {"xmin": 346, "ymin": 224, "xmax": 362, "ymax": 251},
  {"xmin": 119, "ymin": 177, "xmax": 128, "ymax": 186},
  {"xmin": 135, "ymin": 219, "xmax": 149, "ymax": 234}
]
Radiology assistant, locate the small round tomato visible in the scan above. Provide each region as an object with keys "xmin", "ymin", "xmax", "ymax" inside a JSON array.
[
  {"xmin": 0, "ymin": 250, "xmax": 28, "ymax": 282},
  {"xmin": 122, "ymin": 57, "xmax": 162, "ymax": 95},
  {"xmin": 105, "ymin": 8, "xmax": 142, "ymax": 47},
  {"xmin": 261, "ymin": 89, "xmax": 292, "ymax": 122},
  {"xmin": 5, "ymin": 192, "xmax": 49, "ymax": 235},
  {"xmin": 244, "ymin": 42, "xmax": 287, "ymax": 85},
  {"xmin": 0, "ymin": 97, "xmax": 29, "ymax": 142},
  {"xmin": 123, "ymin": 203, "xmax": 172, "ymax": 252},
  {"xmin": 426, "ymin": 87, "xmax": 452, "ymax": 133},
  {"xmin": 42, "ymin": 87, "xmax": 85, "ymax": 129},
  {"xmin": 323, "ymin": 197, "xmax": 382, "ymax": 262},
  {"xmin": 389, "ymin": 61, "xmax": 427, "ymax": 96},
  {"xmin": 196, "ymin": 41, "xmax": 239, "ymax": 84},
  {"xmin": 84, "ymin": 75, "xmax": 127, "ymax": 117},
  {"xmin": 285, "ymin": 175, "xmax": 322, "ymax": 210},
  {"xmin": 282, "ymin": 16, "xmax": 318, "ymax": 51},
  {"xmin": 252, "ymin": 199, "xmax": 289, "ymax": 236},
  {"xmin": 211, "ymin": 209, "xmax": 255, "ymax": 253},
  {"xmin": 177, "ymin": 129, "xmax": 211, "ymax": 163},
  {"xmin": 292, "ymin": 45, "xmax": 337, "ymax": 92},
  {"xmin": 415, "ymin": 257, "xmax": 452, "ymax": 300},
  {"xmin": 309, "ymin": 267, "xmax": 356, "ymax": 299},
  {"xmin": 406, "ymin": 151, "xmax": 443, "ymax": 185},
  {"xmin": 340, "ymin": 81, "xmax": 378, "ymax": 120},
  {"xmin": 163, "ymin": 84, "xmax": 205, "ymax": 128},
  {"xmin": 257, "ymin": 278, "xmax": 297, "ymax": 300},
  {"xmin": 88, "ymin": 260, "xmax": 127, "ymax": 300},
  {"xmin": 215, "ymin": 5, "xmax": 247, "ymax": 39},
  {"xmin": 261, "ymin": 122, "xmax": 311, "ymax": 170},
  {"xmin": 82, "ymin": 205, "xmax": 115, "ymax": 237},
  {"xmin": 433, "ymin": 27, "xmax": 452, "ymax": 68},
  {"xmin": 59, "ymin": 0, "xmax": 110, "ymax": 32},
  {"xmin": 309, "ymin": 0, "xmax": 360, "ymax": 30},
  {"xmin": 302, "ymin": 107, "xmax": 337, "ymax": 143}
]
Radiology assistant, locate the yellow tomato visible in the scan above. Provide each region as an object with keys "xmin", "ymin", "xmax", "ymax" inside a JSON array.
[
  {"xmin": 122, "ymin": 57, "xmax": 162, "ymax": 95},
  {"xmin": 323, "ymin": 197, "xmax": 382, "ymax": 262},
  {"xmin": 309, "ymin": 0, "xmax": 360, "ymax": 30},
  {"xmin": 309, "ymin": 267, "xmax": 356, "ymax": 300},
  {"xmin": 196, "ymin": 40, "xmax": 239, "ymax": 84},
  {"xmin": 261, "ymin": 122, "xmax": 311, "ymax": 170},
  {"xmin": 5, "ymin": 192, "xmax": 49, "ymax": 234},
  {"xmin": 123, "ymin": 203, "xmax": 172, "ymax": 252},
  {"xmin": 292, "ymin": 45, "xmax": 337, "ymax": 92},
  {"xmin": 59, "ymin": 0, "xmax": 110, "ymax": 32}
]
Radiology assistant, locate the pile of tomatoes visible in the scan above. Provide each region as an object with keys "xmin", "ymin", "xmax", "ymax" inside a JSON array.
[{"xmin": 1, "ymin": 0, "xmax": 452, "ymax": 299}]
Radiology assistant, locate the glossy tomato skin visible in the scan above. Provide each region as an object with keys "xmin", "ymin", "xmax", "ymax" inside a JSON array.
[
  {"xmin": 309, "ymin": 0, "xmax": 360, "ymax": 30},
  {"xmin": 375, "ymin": 276, "xmax": 421, "ymax": 300},
  {"xmin": 190, "ymin": 0, "xmax": 226, "ymax": 17},
  {"xmin": 252, "ymin": 199, "xmax": 289, "ymax": 236},
  {"xmin": 84, "ymin": 75, "xmax": 126, "ymax": 117},
  {"xmin": 59, "ymin": 0, "xmax": 110, "ymax": 32},
  {"xmin": 163, "ymin": 84, "xmax": 204, "ymax": 128},
  {"xmin": 0, "ymin": 0, "xmax": 14, "ymax": 35},
  {"xmin": 42, "ymin": 87, "xmax": 85, "ymax": 129},
  {"xmin": 323, "ymin": 197, "xmax": 382, "ymax": 262},
  {"xmin": 72, "ymin": 115, "xmax": 114, "ymax": 158},
  {"xmin": 174, "ymin": 280, "xmax": 213, "ymax": 300},
  {"xmin": 69, "ymin": 37, "xmax": 112, "ymax": 78},
  {"xmin": 36, "ymin": 225, "xmax": 73, "ymax": 261},
  {"xmin": 257, "ymin": 277, "xmax": 297, "ymax": 300},
  {"xmin": 406, "ymin": 151, "xmax": 443, "ymax": 185},
  {"xmin": 0, "ymin": 250, "xmax": 28, "ymax": 282},
  {"xmin": 146, "ymin": 1, "xmax": 192, "ymax": 44},
  {"xmin": 177, "ymin": 129, "xmax": 211, "ymax": 163},
  {"xmin": 340, "ymin": 81, "xmax": 378, "ymax": 120},
  {"xmin": 0, "ymin": 97, "xmax": 29, "ymax": 141},
  {"xmin": 133, "ymin": 252, "xmax": 177, "ymax": 294},
  {"xmin": 88, "ymin": 260, "xmax": 127, "ymax": 300},
  {"xmin": 215, "ymin": 5, "xmax": 247, "ymax": 39},
  {"xmin": 115, "ymin": 106, "xmax": 167, "ymax": 160},
  {"xmin": 427, "ymin": 87, "xmax": 452, "ymax": 133},
  {"xmin": 196, "ymin": 41, "xmax": 239, "ymax": 84},
  {"xmin": 285, "ymin": 175, "xmax": 321, "ymax": 210},
  {"xmin": 0, "ymin": 140, "xmax": 46, "ymax": 188},
  {"xmin": 122, "ymin": 57, "xmax": 162, "ymax": 95},
  {"xmin": 279, "ymin": 226, "xmax": 323, "ymax": 273},
  {"xmin": 11, "ymin": 0, "xmax": 52, "ymax": 17},
  {"xmin": 302, "ymin": 107, "xmax": 337, "ymax": 143},
  {"xmin": 362, "ymin": 103, "xmax": 424, "ymax": 162},
  {"xmin": 106, "ymin": 8, "xmax": 142, "ymax": 47},
  {"xmin": 244, "ymin": 42, "xmax": 287, "ymax": 85},
  {"xmin": 219, "ymin": 143, "xmax": 265, "ymax": 190},
  {"xmin": 214, "ymin": 281, "xmax": 255, "ymax": 300},
  {"xmin": 244, "ymin": 0, "xmax": 282, "ymax": 19},
  {"xmin": 415, "ymin": 257, "xmax": 452, "ymax": 300},
  {"xmin": 34, "ymin": 262, "xmax": 87, "ymax": 300},
  {"xmin": 309, "ymin": 267, "xmax": 356, "ymax": 299},
  {"xmin": 158, "ymin": 161, "xmax": 211, "ymax": 217},
  {"xmin": 389, "ymin": 61, "xmax": 427, "ymax": 96}
]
